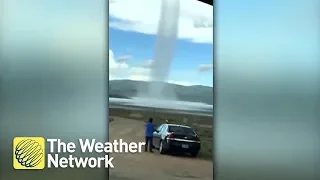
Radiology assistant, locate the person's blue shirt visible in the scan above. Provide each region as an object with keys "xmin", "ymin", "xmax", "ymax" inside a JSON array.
[{"xmin": 145, "ymin": 122, "xmax": 155, "ymax": 137}]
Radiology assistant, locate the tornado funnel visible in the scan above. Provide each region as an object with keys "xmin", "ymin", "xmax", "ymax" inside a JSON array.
[{"xmin": 146, "ymin": 0, "xmax": 180, "ymax": 99}]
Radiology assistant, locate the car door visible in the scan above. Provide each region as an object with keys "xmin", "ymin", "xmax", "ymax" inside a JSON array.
[{"xmin": 153, "ymin": 124, "xmax": 163, "ymax": 148}]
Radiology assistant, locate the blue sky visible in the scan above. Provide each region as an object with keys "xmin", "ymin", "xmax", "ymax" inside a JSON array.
[
  {"xmin": 3, "ymin": 0, "xmax": 317, "ymax": 87},
  {"xmin": 109, "ymin": 28, "xmax": 213, "ymax": 86},
  {"xmin": 2, "ymin": 0, "xmax": 213, "ymax": 87},
  {"xmin": 109, "ymin": 29, "xmax": 212, "ymax": 69},
  {"xmin": 109, "ymin": 0, "xmax": 213, "ymax": 86}
]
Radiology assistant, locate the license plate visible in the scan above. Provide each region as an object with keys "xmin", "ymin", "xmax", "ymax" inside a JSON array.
[{"xmin": 181, "ymin": 144, "xmax": 189, "ymax": 148}]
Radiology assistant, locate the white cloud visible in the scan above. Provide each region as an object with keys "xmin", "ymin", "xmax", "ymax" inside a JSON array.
[
  {"xmin": 109, "ymin": 49, "xmax": 151, "ymax": 81},
  {"xmin": 141, "ymin": 60, "xmax": 154, "ymax": 68},
  {"xmin": 198, "ymin": 64, "xmax": 213, "ymax": 72},
  {"xmin": 117, "ymin": 55, "xmax": 131, "ymax": 63},
  {"xmin": 109, "ymin": 0, "xmax": 213, "ymax": 44}
]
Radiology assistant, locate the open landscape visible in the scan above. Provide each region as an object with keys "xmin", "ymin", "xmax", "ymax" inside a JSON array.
[
  {"xmin": 108, "ymin": 0, "xmax": 213, "ymax": 179},
  {"xmin": 109, "ymin": 107, "xmax": 213, "ymax": 159},
  {"xmin": 108, "ymin": 78, "xmax": 214, "ymax": 180},
  {"xmin": 109, "ymin": 106, "xmax": 213, "ymax": 180}
]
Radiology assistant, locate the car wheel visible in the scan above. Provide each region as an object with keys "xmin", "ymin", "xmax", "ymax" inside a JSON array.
[
  {"xmin": 159, "ymin": 140, "xmax": 166, "ymax": 154},
  {"xmin": 190, "ymin": 151, "xmax": 199, "ymax": 157}
]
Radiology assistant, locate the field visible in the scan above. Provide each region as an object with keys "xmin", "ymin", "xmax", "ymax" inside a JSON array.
[{"xmin": 109, "ymin": 107, "xmax": 213, "ymax": 159}]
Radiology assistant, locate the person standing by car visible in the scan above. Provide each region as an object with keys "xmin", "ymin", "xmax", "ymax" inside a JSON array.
[{"xmin": 145, "ymin": 118, "xmax": 155, "ymax": 152}]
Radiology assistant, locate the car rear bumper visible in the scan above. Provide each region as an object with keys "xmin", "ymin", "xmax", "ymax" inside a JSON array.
[{"xmin": 166, "ymin": 139, "xmax": 201, "ymax": 153}]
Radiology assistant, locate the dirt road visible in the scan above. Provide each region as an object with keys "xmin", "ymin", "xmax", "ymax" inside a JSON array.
[{"xmin": 109, "ymin": 117, "xmax": 213, "ymax": 180}]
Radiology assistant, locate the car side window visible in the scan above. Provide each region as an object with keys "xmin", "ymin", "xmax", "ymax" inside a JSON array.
[{"xmin": 161, "ymin": 125, "xmax": 168, "ymax": 133}]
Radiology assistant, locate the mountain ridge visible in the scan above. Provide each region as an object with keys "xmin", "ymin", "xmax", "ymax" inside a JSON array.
[{"xmin": 109, "ymin": 80, "xmax": 213, "ymax": 105}]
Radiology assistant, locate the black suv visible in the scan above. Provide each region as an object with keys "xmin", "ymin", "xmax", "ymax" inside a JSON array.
[{"xmin": 152, "ymin": 123, "xmax": 201, "ymax": 157}]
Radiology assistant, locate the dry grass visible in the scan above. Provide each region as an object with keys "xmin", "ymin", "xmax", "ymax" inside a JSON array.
[{"xmin": 109, "ymin": 107, "xmax": 213, "ymax": 159}]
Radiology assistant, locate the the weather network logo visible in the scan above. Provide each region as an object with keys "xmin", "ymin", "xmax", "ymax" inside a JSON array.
[{"xmin": 13, "ymin": 137, "xmax": 45, "ymax": 170}]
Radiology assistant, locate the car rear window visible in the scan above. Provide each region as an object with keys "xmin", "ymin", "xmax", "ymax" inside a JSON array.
[{"xmin": 168, "ymin": 126, "xmax": 195, "ymax": 135}]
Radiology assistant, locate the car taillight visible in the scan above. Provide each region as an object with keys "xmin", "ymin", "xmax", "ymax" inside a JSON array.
[
  {"xmin": 167, "ymin": 133, "xmax": 175, "ymax": 138},
  {"xmin": 195, "ymin": 136, "xmax": 200, "ymax": 141}
]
